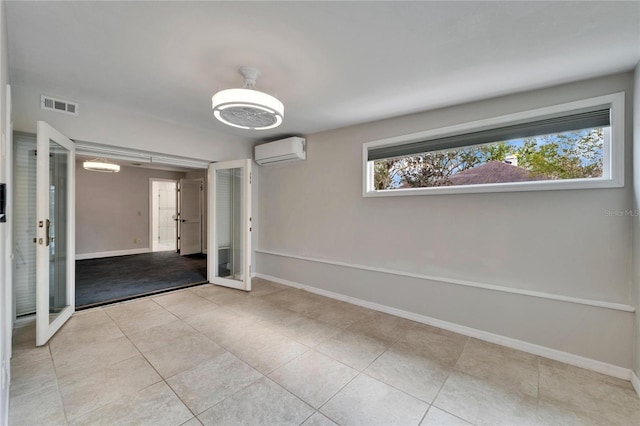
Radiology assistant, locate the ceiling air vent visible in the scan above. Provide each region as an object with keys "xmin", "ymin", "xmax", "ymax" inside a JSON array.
[{"xmin": 41, "ymin": 95, "xmax": 79, "ymax": 116}]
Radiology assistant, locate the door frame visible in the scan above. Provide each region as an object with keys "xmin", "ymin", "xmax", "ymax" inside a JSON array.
[
  {"xmin": 148, "ymin": 178, "xmax": 179, "ymax": 253},
  {"xmin": 4, "ymin": 84, "xmax": 13, "ymax": 363},
  {"xmin": 208, "ymin": 159, "xmax": 252, "ymax": 291}
]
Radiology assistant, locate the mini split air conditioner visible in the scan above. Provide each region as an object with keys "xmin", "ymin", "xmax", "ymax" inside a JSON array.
[{"xmin": 254, "ymin": 137, "xmax": 306, "ymax": 166}]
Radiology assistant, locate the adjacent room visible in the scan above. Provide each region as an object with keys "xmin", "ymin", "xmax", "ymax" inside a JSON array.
[
  {"xmin": 73, "ymin": 155, "xmax": 209, "ymax": 308},
  {"xmin": 1, "ymin": 1, "xmax": 640, "ymax": 426}
]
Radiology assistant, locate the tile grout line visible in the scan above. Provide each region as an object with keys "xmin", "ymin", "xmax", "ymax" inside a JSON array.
[
  {"xmin": 257, "ymin": 376, "xmax": 317, "ymax": 424},
  {"xmin": 270, "ymin": 299, "xmax": 429, "ymax": 422},
  {"xmin": 179, "ymin": 416, "xmax": 200, "ymax": 426},
  {"xmin": 297, "ymin": 410, "xmax": 317, "ymax": 426},
  {"xmin": 359, "ymin": 368, "xmax": 436, "ymax": 408},
  {"xmin": 46, "ymin": 342, "xmax": 71, "ymax": 426},
  {"xmin": 425, "ymin": 337, "xmax": 468, "ymax": 410},
  {"xmin": 427, "ymin": 337, "xmax": 478, "ymax": 426},
  {"xmin": 315, "ymin": 370, "xmax": 361, "ymax": 423},
  {"xmin": 91, "ymin": 302, "xmax": 197, "ymax": 421},
  {"xmin": 265, "ymin": 346, "xmax": 355, "ymax": 424},
  {"xmin": 178, "ymin": 350, "xmax": 267, "ymax": 419},
  {"xmin": 180, "ymin": 294, "xmax": 312, "ymax": 376},
  {"xmin": 147, "ymin": 289, "xmax": 286, "ymax": 420},
  {"xmin": 104, "ymin": 301, "xmax": 202, "ymax": 421},
  {"xmin": 49, "ymin": 310, "xmax": 150, "ymax": 423},
  {"xmin": 191, "ymin": 286, "xmax": 352, "ymax": 375},
  {"xmin": 276, "ymin": 300, "xmax": 389, "ymax": 420},
  {"xmin": 349, "ymin": 320, "xmax": 419, "ymax": 377},
  {"xmin": 418, "ymin": 405, "xmax": 432, "ymax": 425}
]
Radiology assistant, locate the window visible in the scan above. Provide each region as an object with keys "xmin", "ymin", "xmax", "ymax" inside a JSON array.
[{"xmin": 363, "ymin": 93, "xmax": 624, "ymax": 196}]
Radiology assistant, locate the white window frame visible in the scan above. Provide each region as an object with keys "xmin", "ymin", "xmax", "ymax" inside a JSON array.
[{"xmin": 363, "ymin": 92, "xmax": 625, "ymax": 197}]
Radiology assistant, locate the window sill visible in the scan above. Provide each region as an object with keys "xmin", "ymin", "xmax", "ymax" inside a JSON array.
[{"xmin": 363, "ymin": 177, "xmax": 623, "ymax": 197}]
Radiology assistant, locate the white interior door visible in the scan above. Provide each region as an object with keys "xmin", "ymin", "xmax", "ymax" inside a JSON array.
[
  {"xmin": 208, "ymin": 159, "xmax": 251, "ymax": 291},
  {"xmin": 150, "ymin": 179, "xmax": 178, "ymax": 252},
  {"xmin": 36, "ymin": 121, "xmax": 75, "ymax": 346},
  {"xmin": 179, "ymin": 178, "xmax": 202, "ymax": 256}
]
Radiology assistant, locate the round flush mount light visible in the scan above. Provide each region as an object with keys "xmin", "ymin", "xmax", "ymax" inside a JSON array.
[
  {"xmin": 212, "ymin": 67, "xmax": 284, "ymax": 130},
  {"xmin": 83, "ymin": 157, "xmax": 120, "ymax": 173}
]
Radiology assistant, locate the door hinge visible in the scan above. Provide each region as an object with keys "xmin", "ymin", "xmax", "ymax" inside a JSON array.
[{"xmin": 249, "ymin": 172, "xmax": 252, "ymax": 184}]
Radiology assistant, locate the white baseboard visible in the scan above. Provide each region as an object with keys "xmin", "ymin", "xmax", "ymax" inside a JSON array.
[
  {"xmin": 632, "ymin": 371, "xmax": 640, "ymax": 398},
  {"xmin": 13, "ymin": 315, "xmax": 35, "ymax": 328},
  {"xmin": 75, "ymin": 248, "xmax": 150, "ymax": 260},
  {"xmin": 256, "ymin": 272, "xmax": 633, "ymax": 382}
]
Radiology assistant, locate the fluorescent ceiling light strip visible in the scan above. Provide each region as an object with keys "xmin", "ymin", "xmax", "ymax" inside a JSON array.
[
  {"xmin": 151, "ymin": 156, "xmax": 210, "ymax": 168},
  {"xmin": 75, "ymin": 144, "xmax": 151, "ymax": 160},
  {"xmin": 83, "ymin": 160, "xmax": 120, "ymax": 172},
  {"xmin": 76, "ymin": 150, "xmax": 152, "ymax": 164}
]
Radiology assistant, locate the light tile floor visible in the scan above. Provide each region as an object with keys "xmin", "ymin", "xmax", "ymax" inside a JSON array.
[{"xmin": 9, "ymin": 279, "xmax": 640, "ymax": 426}]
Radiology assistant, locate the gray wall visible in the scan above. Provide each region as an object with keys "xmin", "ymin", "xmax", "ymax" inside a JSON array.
[
  {"xmin": 76, "ymin": 161, "xmax": 185, "ymax": 255},
  {"xmin": 257, "ymin": 72, "xmax": 636, "ymax": 369}
]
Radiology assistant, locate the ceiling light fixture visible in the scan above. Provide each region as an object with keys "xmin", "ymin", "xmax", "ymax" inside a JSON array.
[
  {"xmin": 83, "ymin": 157, "xmax": 120, "ymax": 173},
  {"xmin": 212, "ymin": 66, "xmax": 284, "ymax": 130}
]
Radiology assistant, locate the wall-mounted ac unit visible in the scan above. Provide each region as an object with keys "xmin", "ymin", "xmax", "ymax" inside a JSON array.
[{"xmin": 254, "ymin": 137, "xmax": 306, "ymax": 166}]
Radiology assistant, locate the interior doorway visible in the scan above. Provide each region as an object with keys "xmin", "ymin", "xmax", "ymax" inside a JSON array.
[
  {"xmin": 12, "ymin": 133, "xmax": 212, "ymax": 314},
  {"xmin": 150, "ymin": 179, "xmax": 178, "ymax": 252},
  {"xmin": 72, "ymin": 162, "xmax": 208, "ymax": 308}
]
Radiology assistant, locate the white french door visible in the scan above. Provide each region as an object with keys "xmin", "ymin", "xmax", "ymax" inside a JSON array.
[
  {"xmin": 179, "ymin": 178, "xmax": 203, "ymax": 256},
  {"xmin": 36, "ymin": 121, "xmax": 75, "ymax": 346},
  {"xmin": 208, "ymin": 159, "xmax": 251, "ymax": 291}
]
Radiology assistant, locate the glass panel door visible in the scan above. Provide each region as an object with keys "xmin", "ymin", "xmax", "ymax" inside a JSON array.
[
  {"xmin": 208, "ymin": 159, "xmax": 251, "ymax": 291},
  {"xmin": 36, "ymin": 121, "xmax": 75, "ymax": 346}
]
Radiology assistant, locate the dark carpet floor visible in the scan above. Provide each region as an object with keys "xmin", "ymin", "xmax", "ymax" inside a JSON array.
[{"xmin": 75, "ymin": 251, "xmax": 207, "ymax": 308}]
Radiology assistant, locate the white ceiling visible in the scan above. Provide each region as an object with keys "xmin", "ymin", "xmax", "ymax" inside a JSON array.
[{"xmin": 6, "ymin": 1, "xmax": 640, "ymax": 141}]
